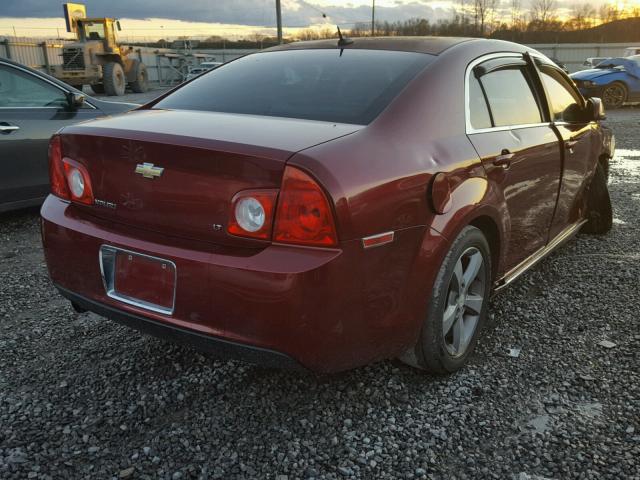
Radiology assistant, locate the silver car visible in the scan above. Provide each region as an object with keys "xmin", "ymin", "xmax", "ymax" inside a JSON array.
[{"xmin": 185, "ymin": 61, "xmax": 223, "ymax": 81}]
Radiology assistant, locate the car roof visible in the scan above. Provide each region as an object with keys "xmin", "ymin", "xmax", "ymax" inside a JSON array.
[{"xmin": 266, "ymin": 36, "xmax": 478, "ymax": 55}]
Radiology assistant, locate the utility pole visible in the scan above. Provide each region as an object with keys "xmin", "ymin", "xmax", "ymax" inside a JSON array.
[
  {"xmin": 371, "ymin": 0, "xmax": 375, "ymax": 36},
  {"xmin": 276, "ymin": 0, "xmax": 283, "ymax": 44}
]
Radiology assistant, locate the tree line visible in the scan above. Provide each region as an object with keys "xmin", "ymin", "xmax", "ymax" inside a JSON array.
[
  {"xmin": 317, "ymin": 0, "xmax": 640, "ymax": 43},
  {"xmin": 136, "ymin": 0, "xmax": 640, "ymax": 49}
]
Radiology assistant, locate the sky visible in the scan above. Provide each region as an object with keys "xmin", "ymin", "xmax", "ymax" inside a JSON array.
[{"xmin": 0, "ymin": 0, "xmax": 636, "ymax": 40}]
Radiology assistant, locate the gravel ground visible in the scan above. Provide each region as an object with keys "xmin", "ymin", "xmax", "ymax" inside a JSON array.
[{"xmin": 1, "ymin": 109, "xmax": 639, "ymax": 480}]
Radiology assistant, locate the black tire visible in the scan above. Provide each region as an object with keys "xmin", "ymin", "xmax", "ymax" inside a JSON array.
[
  {"xmin": 90, "ymin": 83, "xmax": 104, "ymax": 94},
  {"xmin": 129, "ymin": 62, "xmax": 149, "ymax": 93},
  {"xmin": 402, "ymin": 226, "xmax": 492, "ymax": 374},
  {"xmin": 602, "ymin": 82, "xmax": 627, "ymax": 109},
  {"xmin": 103, "ymin": 62, "xmax": 126, "ymax": 96},
  {"xmin": 582, "ymin": 163, "xmax": 612, "ymax": 235}
]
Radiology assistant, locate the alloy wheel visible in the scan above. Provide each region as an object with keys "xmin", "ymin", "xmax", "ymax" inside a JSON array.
[
  {"xmin": 442, "ymin": 247, "xmax": 486, "ymax": 357},
  {"xmin": 603, "ymin": 84, "xmax": 625, "ymax": 108}
]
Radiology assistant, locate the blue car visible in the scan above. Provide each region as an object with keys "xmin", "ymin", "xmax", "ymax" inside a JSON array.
[{"xmin": 571, "ymin": 55, "xmax": 640, "ymax": 108}]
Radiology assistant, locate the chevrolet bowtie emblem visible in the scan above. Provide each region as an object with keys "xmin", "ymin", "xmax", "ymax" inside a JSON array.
[{"xmin": 135, "ymin": 162, "xmax": 164, "ymax": 179}]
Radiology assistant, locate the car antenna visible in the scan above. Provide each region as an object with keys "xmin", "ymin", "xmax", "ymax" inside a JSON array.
[{"xmin": 337, "ymin": 27, "xmax": 353, "ymax": 48}]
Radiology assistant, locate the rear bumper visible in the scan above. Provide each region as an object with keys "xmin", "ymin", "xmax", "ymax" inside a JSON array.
[
  {"xmin": 56, "ymin": 285, "xmax": 304, "ymax": 370},
  {"xmin": 41, "ymin": 196, "xmax": 442, "ymax": 372}
]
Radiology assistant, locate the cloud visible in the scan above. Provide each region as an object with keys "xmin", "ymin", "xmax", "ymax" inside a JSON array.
[
  {"xmin": 0, "ymin": 0, "xmax": 616, "ymax": 28},
  {"xmin": 0, "ymin": 0, "xmax": 454, "ymax": 27}
]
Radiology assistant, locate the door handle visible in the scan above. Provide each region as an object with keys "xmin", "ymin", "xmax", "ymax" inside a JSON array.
[
  {"xmin": 565, "ymin": 140, "xmax": 578, "ymax": 149},
  {"xmin": 0, "ymin": 124, "xmax": 19, "ymax": 133},
  {"xmin": 493, "ymin": 150, "xmax": 515, "ymax": 169}
]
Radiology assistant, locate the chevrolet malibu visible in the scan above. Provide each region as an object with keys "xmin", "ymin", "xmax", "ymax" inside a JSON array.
[{"xmin": 41, "ymin": 37, "xmax": 614, "ymax": 373}]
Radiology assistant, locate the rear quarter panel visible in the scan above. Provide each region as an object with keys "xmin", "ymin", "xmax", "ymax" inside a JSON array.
[{"xmin": 289, "ymin": 40, "xmax": 520, "ymax": 349}]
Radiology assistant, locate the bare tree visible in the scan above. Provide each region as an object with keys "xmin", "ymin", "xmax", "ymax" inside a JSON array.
[
  {"xmin": 459, "ymin": 0, "xmax": 467, "ymax": 33},
  {"xmin": 473, "ymin": 0, "xmax": 498, "ymax": 36},
  {"xmin": 510, "ymin": 0, "xmax": 523, "ymax": 28},
  {"xmin": 599, "ymin": 4, "xmax": 621, "ymax": 24},
  {"xmin": 530, "ymin": 0, "xmax": 557, "ymax": 25},
  {"xmin": 567, "ymin": 3, "xmax": 596, "ymax": 30}
]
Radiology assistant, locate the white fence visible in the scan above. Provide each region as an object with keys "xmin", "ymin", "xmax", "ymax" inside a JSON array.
[
  {"xmin": 0, "ymin": 36, "xmax": 213, "ymax": 85},
  {"xmin": 528, "ymin": 42, "xmax": 637, "ymax": 72},
  {"xmin": 1, "ymin": 36, "xmax": 637, "ymax": 82}
]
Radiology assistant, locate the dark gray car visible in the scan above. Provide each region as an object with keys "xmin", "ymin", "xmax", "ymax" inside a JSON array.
[{"xmin": 0, "ymin": 58, "xmax": 137, "ymax": 212}]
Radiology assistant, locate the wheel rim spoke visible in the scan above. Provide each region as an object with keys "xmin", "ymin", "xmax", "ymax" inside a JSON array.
[
  {"xmin": 453, "ymin": 259, "xmax": 464, "ymax": 289},
  {"xmin": 442, "ymin": 246, "xmax": 486, "ymax": 358},
  {"xmin": 464, "ymin": 293, "xmax": 484, "ymax": 316},
  {"xmin": 462, "ymin": 251, "xmax": 483, "ymax": 287},
  {"xmin": 443, "ymin": 304, "xmax": 457, "ymax": 335},
  {"xmin": 452, "ymin": 313, "xmax": 464, "ymax": 354}
]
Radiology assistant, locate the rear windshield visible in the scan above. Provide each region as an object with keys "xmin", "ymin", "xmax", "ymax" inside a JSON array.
[{"xmin": 153, "ymin": 49, "xmax": 434, "ymax": 125}]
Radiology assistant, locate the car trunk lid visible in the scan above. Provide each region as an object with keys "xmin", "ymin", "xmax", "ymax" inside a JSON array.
[{"xmin": 60, "ymin": 110, "xmax": 361, "ymax": 246}]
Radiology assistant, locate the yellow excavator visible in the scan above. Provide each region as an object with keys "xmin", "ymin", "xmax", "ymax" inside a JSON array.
[{"xmin": 51, "ymin": 3, "xmax": 148, "ymax": 96}]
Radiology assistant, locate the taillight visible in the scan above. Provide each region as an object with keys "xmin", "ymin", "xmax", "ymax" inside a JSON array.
[
  {"xmin": 48, "ymin": 136, "xmax": 94, "ymax": 205},
  {"xmin": 62, "ymin": 158, "xmax": 94, "ymax": 205},
  {"xmin": 227, "ymin": 189, "xmax": 278, "ymax": 240},
  {"xmin": 273, "ymin": 166, "xmax": 338, "ymax": 247},
  {"xmin": 48, "ymin": 135, "xmax": 69, "ymax": 200}
]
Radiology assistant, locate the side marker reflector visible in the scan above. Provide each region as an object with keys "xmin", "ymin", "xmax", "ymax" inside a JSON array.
[{"xmin": 362, "ymin": 231, "xmax": 395, "ymax": 249}]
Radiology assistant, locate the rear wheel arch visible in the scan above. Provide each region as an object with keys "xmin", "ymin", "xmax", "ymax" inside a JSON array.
[
  {"xmin": 400, "ymin": 224, "xmax": 493, "ymax": 373},
  {"xmin": 431, "ymin": 198, "xmax": 507, "ymax": 282},
  {"xmin": 468, "ymin": 215, "xmax": 500, "ymax": 282}
]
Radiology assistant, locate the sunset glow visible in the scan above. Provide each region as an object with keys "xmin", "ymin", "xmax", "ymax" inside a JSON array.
[{"xmin": 0, "ymin": 0, "xmax": 639, "ymax": 40}]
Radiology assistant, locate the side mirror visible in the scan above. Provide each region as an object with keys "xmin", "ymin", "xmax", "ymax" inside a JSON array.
[
  {"xmin": 116, "ymin": 21, "xmax": 122, "ymax": 31},
  {"xmin": 587, "ymin": 97, "xmax": 606, "ymax": 121},
  {"xmin": 67, "ymin": 92, "xmax": 85, "ymax": 111}
]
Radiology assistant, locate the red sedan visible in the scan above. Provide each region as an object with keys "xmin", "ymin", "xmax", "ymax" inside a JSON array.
[{"xmin": 41, "ymin": 37, "xmax": 614, "ymax": 373}]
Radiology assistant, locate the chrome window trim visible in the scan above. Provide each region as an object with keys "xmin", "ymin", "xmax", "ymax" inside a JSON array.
[
  {"xmin": 468, "ymin": 121, "xmax": 552, "ymax": 135},
  {"xmin": 0, "ymin": 60, "xmax": 97, "ymax": 110},
  {"xmin": 465, "ymin": 51, "xmax": 551, "ymax": 135},
  {"xmin": 99, "ymin": 245, "xmax": 177, "ymax": 316}
]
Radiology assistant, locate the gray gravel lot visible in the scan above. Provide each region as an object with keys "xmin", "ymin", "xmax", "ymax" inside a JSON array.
[{"xmin": 1, "ymin": 109, "xmax": 639, "ymax": 480}]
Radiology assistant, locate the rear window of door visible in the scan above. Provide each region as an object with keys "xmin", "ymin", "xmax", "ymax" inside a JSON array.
[
  {"xmin": 152, "ymin": 49, "xmax": 434, "ymax": 125},
  {"xmin": 469, "ymin": 75, "xmax": 492, "ymax": 130},
  {"xmin": 478, "ymin": 67, "xmax": 542, "ymax": 127}
]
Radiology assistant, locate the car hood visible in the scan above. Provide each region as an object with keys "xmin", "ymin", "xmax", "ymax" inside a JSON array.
[{"xmin": 571, "ymin": 68, "xmax": 619, "ymax": 81}]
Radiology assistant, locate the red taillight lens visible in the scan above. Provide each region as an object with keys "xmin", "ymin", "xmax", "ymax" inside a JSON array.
[
  {"xmin": 48, "ymin": 137, "xmax": 93, "ymax": 205},
  {"xmin": 62, "ymin": 159, "xmax": 94, "ymax": 205},
  {"xmin": 61, "ymin": 158, "xmax": 94, "ymax": 205},
  {"xmin": 48, "ymin": 135, "xmax": 69, "ymax": 200},
  {"xmin": 273, "ymin": 166, "xmax": 338, "ymax": 247},
  {"xmin": 227, "ymin": 189, "xmax": 278, "ymax": 240}
]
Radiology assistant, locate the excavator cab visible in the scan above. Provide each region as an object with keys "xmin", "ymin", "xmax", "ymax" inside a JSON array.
[{"xmin": 76, "ymin": 18, "xmax": 121, "ymax": 53}]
